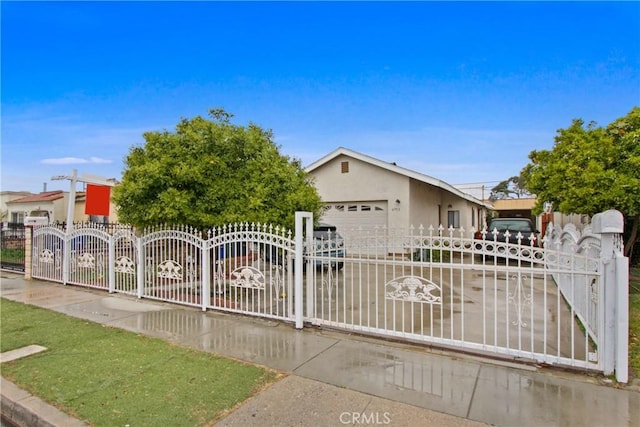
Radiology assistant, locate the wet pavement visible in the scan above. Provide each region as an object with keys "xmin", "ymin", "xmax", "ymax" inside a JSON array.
[{"xmin": 1, "ymin": 271, "xmax": 639, "ymax": 426}]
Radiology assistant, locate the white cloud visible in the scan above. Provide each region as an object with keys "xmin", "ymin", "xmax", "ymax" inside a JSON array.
[
  {"xmin": 40, "ymin": 157, "xmax": 113, "ymax": 165},
  {"xmin": 41, "ymin": 157, "xmax": 89, "ymax": 165},
  {"xmin": 88, "ymin": 157, "xmax": 113, "ymax": 164}
]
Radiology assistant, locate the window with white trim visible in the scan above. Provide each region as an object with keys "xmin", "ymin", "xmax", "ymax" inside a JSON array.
[{"xmin": 447, "ymin": 210, "xmax": 460, "ymax": 229}]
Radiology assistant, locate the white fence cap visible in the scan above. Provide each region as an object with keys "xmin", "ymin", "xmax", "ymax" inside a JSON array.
[{"xmin": 591, "ymin": 209, "xmax": 624, "ymax": 234}]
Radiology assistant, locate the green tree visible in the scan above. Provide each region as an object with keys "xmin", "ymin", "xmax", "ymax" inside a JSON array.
[
  {"xmin": 113, "ymin": 109, "xmax": 323, "ymax": 230},
  {"xmin": 520, "ymin": 106, "xmax": 640, "ymax": 257},
  {"xmin": 489, "ymin": 176, "xmax": 531, "ymax": 201}
]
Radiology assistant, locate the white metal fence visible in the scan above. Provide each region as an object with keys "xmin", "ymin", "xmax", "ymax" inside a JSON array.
[
  {"xmin": 27, "ymin": 210, "xmax": 629, "ymax": 382},
  {"xmin": 32, "ymin": 222, "xmax": 297, "ymax": 322}
]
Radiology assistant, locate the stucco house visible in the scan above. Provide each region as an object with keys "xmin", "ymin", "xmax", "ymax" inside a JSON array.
[
  {"xmin": 305, "ymin": 147, "xmax": 490, "ymax": 237},
  {"xmin": 5, "ymin": 190, "xmax": 119, "ymax": 225},
  {"xmin": 5, "ymin": 191, "xmax": 68, "ymax": 225},
  {"xmin": 1, "ymin": 191, "xmax": 33, "ymax": 224},
  {"xmin": 491, "ymin": 198, "xmax": 537, "ymax": 221}
]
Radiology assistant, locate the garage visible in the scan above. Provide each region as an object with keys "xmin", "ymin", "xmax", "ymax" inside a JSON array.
[{"xmin": 320, "ymin": 201, "xmax": 388, "ymax": 242}]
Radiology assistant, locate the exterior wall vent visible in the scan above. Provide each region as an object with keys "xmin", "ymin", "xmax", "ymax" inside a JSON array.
[{"xmin": 341, "ymin": 161, "xmax": 349, "ymax": 173}]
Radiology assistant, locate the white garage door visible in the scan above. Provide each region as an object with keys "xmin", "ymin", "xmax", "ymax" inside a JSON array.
[{"xmin": 320, "ymin": 201, "xmax": 388, "ymax": 254}]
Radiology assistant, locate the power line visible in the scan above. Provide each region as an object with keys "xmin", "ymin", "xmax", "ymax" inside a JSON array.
[{"xmin": 453, "ymin": 181, "xmax": 501, "ymax": 187}]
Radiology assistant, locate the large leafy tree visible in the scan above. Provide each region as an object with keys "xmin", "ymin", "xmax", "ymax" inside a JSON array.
[
  {"xmin": 520, "ymin": 106, "xmax": 640, "ymax": 257},
  {"xmin": 113, "ymin": 109, "xmax": 323, "ymax": 230}
]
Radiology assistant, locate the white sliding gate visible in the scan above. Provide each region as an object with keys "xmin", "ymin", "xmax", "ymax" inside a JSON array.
[
  {"xmin": 304, "ymin": 210, "xmax": 628, "ymax": 382},
  {"xmin": 27, "ymin": 210, "xmax": 628, "ymax": 382}
]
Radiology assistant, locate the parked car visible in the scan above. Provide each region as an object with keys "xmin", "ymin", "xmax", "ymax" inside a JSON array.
[
  {"xmin": 264, "ymin": 223, "xmax": 345, "ymax": 270},
  {"xmin": 312, "ymin": 224, "xmax": 345, "ymax": 270},
  {"xmin": 474, "ymin": 217, "xmax": 539, "ymax": 251}
]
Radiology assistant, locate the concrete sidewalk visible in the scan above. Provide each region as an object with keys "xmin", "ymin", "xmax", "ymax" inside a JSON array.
[{"xmin": 1, "ymin": 272, "xmax": 639, "ymax": 426}]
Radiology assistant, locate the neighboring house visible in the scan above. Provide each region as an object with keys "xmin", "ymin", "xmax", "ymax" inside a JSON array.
[
  {"xmin": 5, "ymin": 190, "xmax": 119, "ymax": 225},
  {"xmin": 490, "ymin": 197, "xmax": 588, "ymax": 235},
  {"xmin": 491, "ymin": 198, "xmax": 537, "ymax": 221},
  {"xmin": 5, "ymin": 191, "xmax": 67, "ymax": 225},
  {"xmin": 1, "ymin": 191, "xmax": 34, "ymax": 226},
  {"xmin": 305, "ymin": 147, "xmax": 491, "ymax": 237}
]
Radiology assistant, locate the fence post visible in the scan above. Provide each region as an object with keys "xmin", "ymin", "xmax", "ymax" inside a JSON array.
[
  {"xmin": 592, "ymin": 209, "xmax": 627, "ymax": 383},
  {"xmin": 305, "ymin": 216, "xmax": 314, "ymax": 321},
  {"xmin": 615, "ymin": 255, "xmax": 629, "ymax": 384},
  {"xmin": 201, "ymin": 243, "xmax": 210, "ymax": 312},
  {"xmin": 24, "ymin": 226, "xmax": 33, "ymax": 280},
  {"xmin": 62, "ymin": 233, "xmax": 69, "ymax": 285},
  {"xmin": 294, "ymin": 212, "xmax": 313, "ymax": 329},
  {"xmin": 137, "ymin": 236, "xmax": 144, "ymax": 299},
  {"xmin": 108, "ymin": 234, "xmax": 115, "ymax": 293}
]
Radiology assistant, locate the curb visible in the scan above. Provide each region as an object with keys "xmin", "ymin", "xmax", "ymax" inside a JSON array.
[{"xmin": 0, "ymin": 378, "xmax": 88, "ymax": 427}]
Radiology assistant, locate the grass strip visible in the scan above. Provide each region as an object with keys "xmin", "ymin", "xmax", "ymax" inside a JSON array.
[{"xmin": 0, "ymin": 298, "xmax": 278, "ymax": 426}]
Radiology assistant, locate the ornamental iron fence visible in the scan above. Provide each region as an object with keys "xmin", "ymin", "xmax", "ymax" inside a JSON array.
[{"xmin": 27, "ymin": 210, "xmax": 629, "ymax": 382}]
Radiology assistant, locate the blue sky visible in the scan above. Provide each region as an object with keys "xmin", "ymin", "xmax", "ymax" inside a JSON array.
[{"xmin": 2, "ymin": 1, "xmax": 639, "ymax": 197}]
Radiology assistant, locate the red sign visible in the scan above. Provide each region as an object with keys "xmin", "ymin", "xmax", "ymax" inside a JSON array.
[{"xmin": 85, "ymin": 184, "xmax": 111, "ymax": 216}]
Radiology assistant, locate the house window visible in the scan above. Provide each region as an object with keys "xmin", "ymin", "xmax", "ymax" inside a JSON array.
[
  {"xmin": 361, "ymin": 205, "xmax": 371, "ymax": 211},
  {"xmin": 471, "ymin": 207, "xmax": 476, "ymax": 227},
  {"xmin": 447, "ymin": 210, "xmax": 460, "ymax": 229},
  {"xmin": 11, "ymin": 212, "xmax": 24, "ymax": 224},
  {"xmin": 348, "ymin": 205, "xmax": 358, "ymax": 212},
  {"xmin": 341, "ymin": 161, "xmax": 349, "ymax": 173}
]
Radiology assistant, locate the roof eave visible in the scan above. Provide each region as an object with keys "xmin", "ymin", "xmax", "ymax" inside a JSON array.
[{"xmin": 305, "ymin": 147, "xmax": 491, "ymax": 208}]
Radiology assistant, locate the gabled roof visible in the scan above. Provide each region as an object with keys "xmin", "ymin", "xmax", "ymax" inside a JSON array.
[
  {"xmin": 7, "ymin": 191, "xmax": 65, "ymax": 204},
  {"xmin": 305, "ymin": 147, "xmax": 491, "ymax": 208}
]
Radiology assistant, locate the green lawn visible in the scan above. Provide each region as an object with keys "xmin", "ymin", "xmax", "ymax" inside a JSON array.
[
  {"xmin": 0, "ymin": 298, "xmax": 279, "ymax": 426},
  {"xmin": 630, "ymin": 267, "xmax": 640, "ymax": 380}
]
